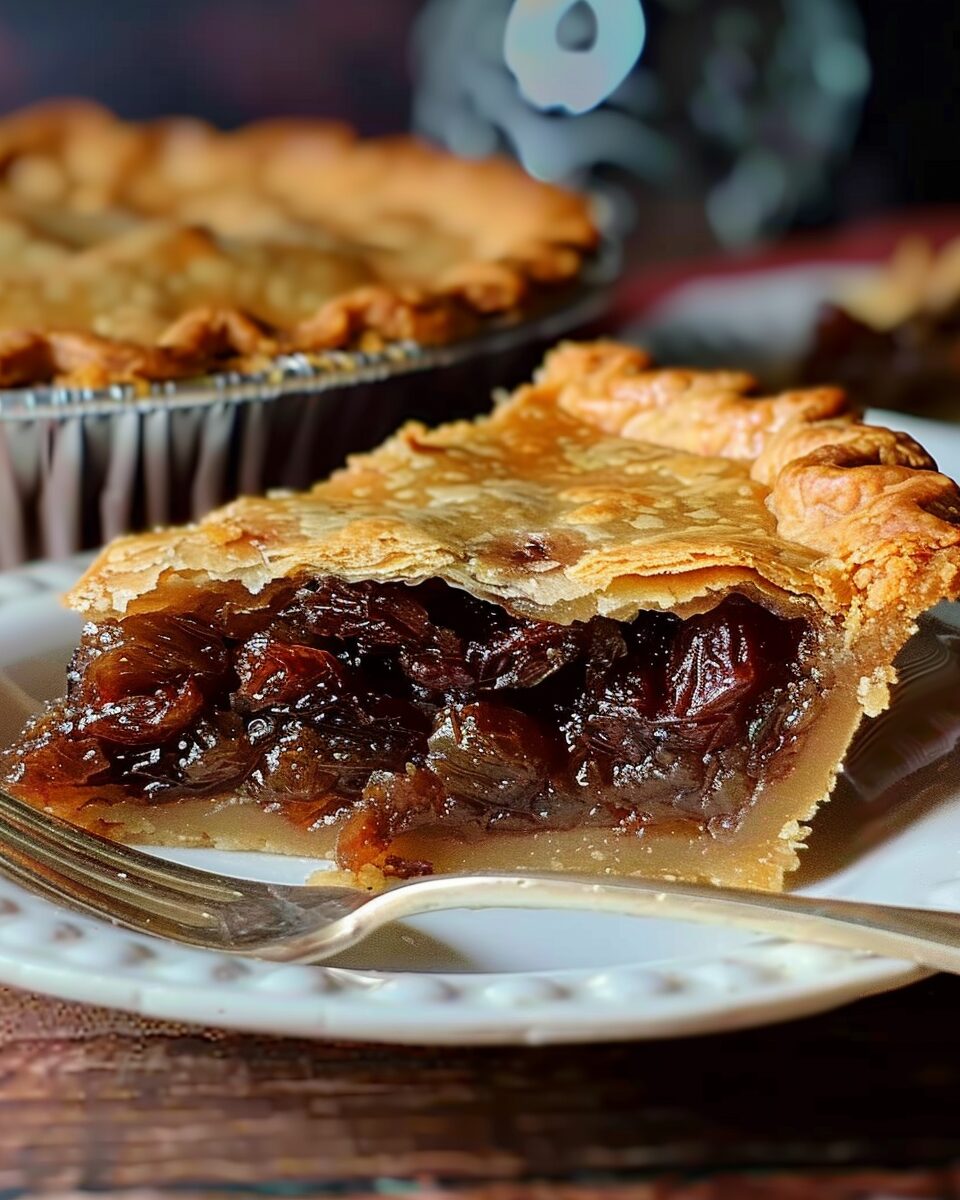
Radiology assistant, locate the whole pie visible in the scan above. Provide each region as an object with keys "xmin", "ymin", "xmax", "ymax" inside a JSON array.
[
  {"xmin": 5, "ymin": 340, "xmax": 960, "ymax": 890},
  {"xmin": 0, "ymin": 101, "xmax": 598, "ymax": 388}
]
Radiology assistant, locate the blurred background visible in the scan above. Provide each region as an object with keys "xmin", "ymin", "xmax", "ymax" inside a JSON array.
[{"xmin": 0, "ymin": 0, "xmax": 954, "ymax": 260}]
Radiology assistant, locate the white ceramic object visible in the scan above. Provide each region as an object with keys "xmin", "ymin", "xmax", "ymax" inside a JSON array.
[{"xmin": 2, "ymin": 528, "xmax": 960, "ymax": 1043}]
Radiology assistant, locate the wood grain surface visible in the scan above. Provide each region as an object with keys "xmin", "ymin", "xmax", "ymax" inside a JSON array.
[{"xmin": 2, "ymin": 976, "xmax": 960, "ymax": 1197}]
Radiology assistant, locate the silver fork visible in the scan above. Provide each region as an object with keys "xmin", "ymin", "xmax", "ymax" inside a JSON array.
[{"xmin": 4, "ymin": 788, "xmax": 960, "ymax": 969}]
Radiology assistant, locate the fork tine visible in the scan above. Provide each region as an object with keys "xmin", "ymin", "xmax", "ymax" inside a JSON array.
[
  {"xmin": 0, "ymin": 841, "xmax": 223, "ymax": 943},
  {"xmin": 0, "ymin": 804, "xmax": 231, "ymax": 917},
  {"xmin": 0, "ymin": 808, "xmax": 224, "ymax": 928},
  {"xmin": 0, "ymin": 787, "xmax": 244, "ymax": 902}
]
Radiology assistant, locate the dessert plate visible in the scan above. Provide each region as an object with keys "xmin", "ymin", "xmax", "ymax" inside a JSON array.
[{"xmin": 1, "ymin": 431, "xmax": 960, "ymax": 1045}]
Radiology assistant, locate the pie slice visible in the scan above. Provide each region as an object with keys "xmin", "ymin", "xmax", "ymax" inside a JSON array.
[
  {"xmin": 802, "ymin": 237, "xmax": 960, "ymax": 416},
  {"xmin": 5, "ymin": 341, "xmax": 960, "ymax": 890}
]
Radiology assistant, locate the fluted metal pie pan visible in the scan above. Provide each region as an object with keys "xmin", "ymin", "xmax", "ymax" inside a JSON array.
[{"xmin": 0, "ymin": 275, "xmax": 612, "ymax": 569}]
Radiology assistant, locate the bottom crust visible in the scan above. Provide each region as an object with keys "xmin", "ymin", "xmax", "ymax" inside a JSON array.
[{"xmin": 63, "ymin": 685, "xmax": 867, "ymax": 891}]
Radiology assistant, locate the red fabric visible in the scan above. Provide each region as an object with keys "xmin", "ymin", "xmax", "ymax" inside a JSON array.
[{"xmin": 613, "ymin": 207, "xmax": 960, "ymax": 322}]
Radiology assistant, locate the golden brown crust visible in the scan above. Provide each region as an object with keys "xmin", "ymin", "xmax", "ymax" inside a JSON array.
[
  {"xmin": 68, "ymin": 340, "xmax": 960, "ymax": 649},
  {"xmin": 0, "ymin": 101, "xmax": 598, "ymax": 387}
]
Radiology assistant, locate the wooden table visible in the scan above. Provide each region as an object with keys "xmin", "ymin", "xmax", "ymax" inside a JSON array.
[{"xmin": 4, "ymin": 974, "xmax": 960, "ymax": 1198}]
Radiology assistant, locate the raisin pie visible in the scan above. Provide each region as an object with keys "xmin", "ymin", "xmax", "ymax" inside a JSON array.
[
  {"xmin": 803, "ymin": 237, "xmax": 960, "ymax": 416},
  {"xmin": 6, "ymin": 341, "xmax": 960, "ymax": 889},
  {"xmin": 0, "ymin": 101, "xmax": 597, "ymax": 388}
]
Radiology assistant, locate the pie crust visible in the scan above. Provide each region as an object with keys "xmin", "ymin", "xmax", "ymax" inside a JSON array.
[
  {"xmin": 6, "ymin": 340, "xmax": 960, "ymax": 889},
  {"xmin": 0, "ymin": 101, "xmax": 598, "ymax": 388}
]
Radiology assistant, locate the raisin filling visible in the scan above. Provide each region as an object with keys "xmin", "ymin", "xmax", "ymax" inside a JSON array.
[{"xmin": 2, "ymin": 578, "xmax": 822, "ymax": 877}]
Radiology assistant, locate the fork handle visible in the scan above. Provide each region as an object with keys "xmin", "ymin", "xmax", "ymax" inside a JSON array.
[{"xmin": 294, "ymin": 872, "xmax": 960, "ymax": 972}]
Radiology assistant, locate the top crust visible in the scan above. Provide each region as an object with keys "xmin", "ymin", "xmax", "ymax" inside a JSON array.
[
  {"xmin": 0, "ymin": 101, "xmax": 598, "ymax": 387},
  {"xmin": 68, "ymin": 341, "xmax": 960, "ymax": 639}
]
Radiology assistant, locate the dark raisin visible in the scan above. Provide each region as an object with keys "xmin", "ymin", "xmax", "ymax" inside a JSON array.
[
  {"xmin": 1, "ymin": 709, "xmax": 112, "ymax": 790},
  {"xmin": 249, "ymin": 722, "xmax": 350, "ymax": 809},
  {"xmin": 78, "ymin": 679, "xmax": 205, "ymax": 745},
  {"xmin": 120, "ymin": 713, "xmax": 258, "ymax": 800},
  {"xmin": 295, "ymin": 578, "xmax": 433, "ymax": 652},
  {"xmin": 79, "ymin": 614, "xmax": 228, "ymax": 704},
  {"xmin": 468, "ymin": 618, "xmax": 586, "ymax": 690},
  {"xmin": 666, "ymin": 603, "xmax": 767, "ymax": 722},
  {"xmin": 426, "ymin": 701, "xmax": 557, "ymax": 810},
  {"xmin": 566, "ymin": 655, "xmax": 660, "ymax": 764},
  {"xmin": 234, "ymin": 638, "xmax": 346, "ymax": 713},
  {"xmin": 399, "ymin": 627, "xmax": 473, "ymax": 696}
]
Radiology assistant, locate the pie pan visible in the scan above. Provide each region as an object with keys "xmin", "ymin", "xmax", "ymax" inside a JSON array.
[{"xmin": 0, "ymin": 273, "xmax": 612, "ymax": 569}]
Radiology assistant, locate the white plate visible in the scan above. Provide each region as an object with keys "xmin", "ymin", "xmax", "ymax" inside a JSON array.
[{"xmin": 1, "ymin": 541, "xmax": 960, "ymax": 1046}]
